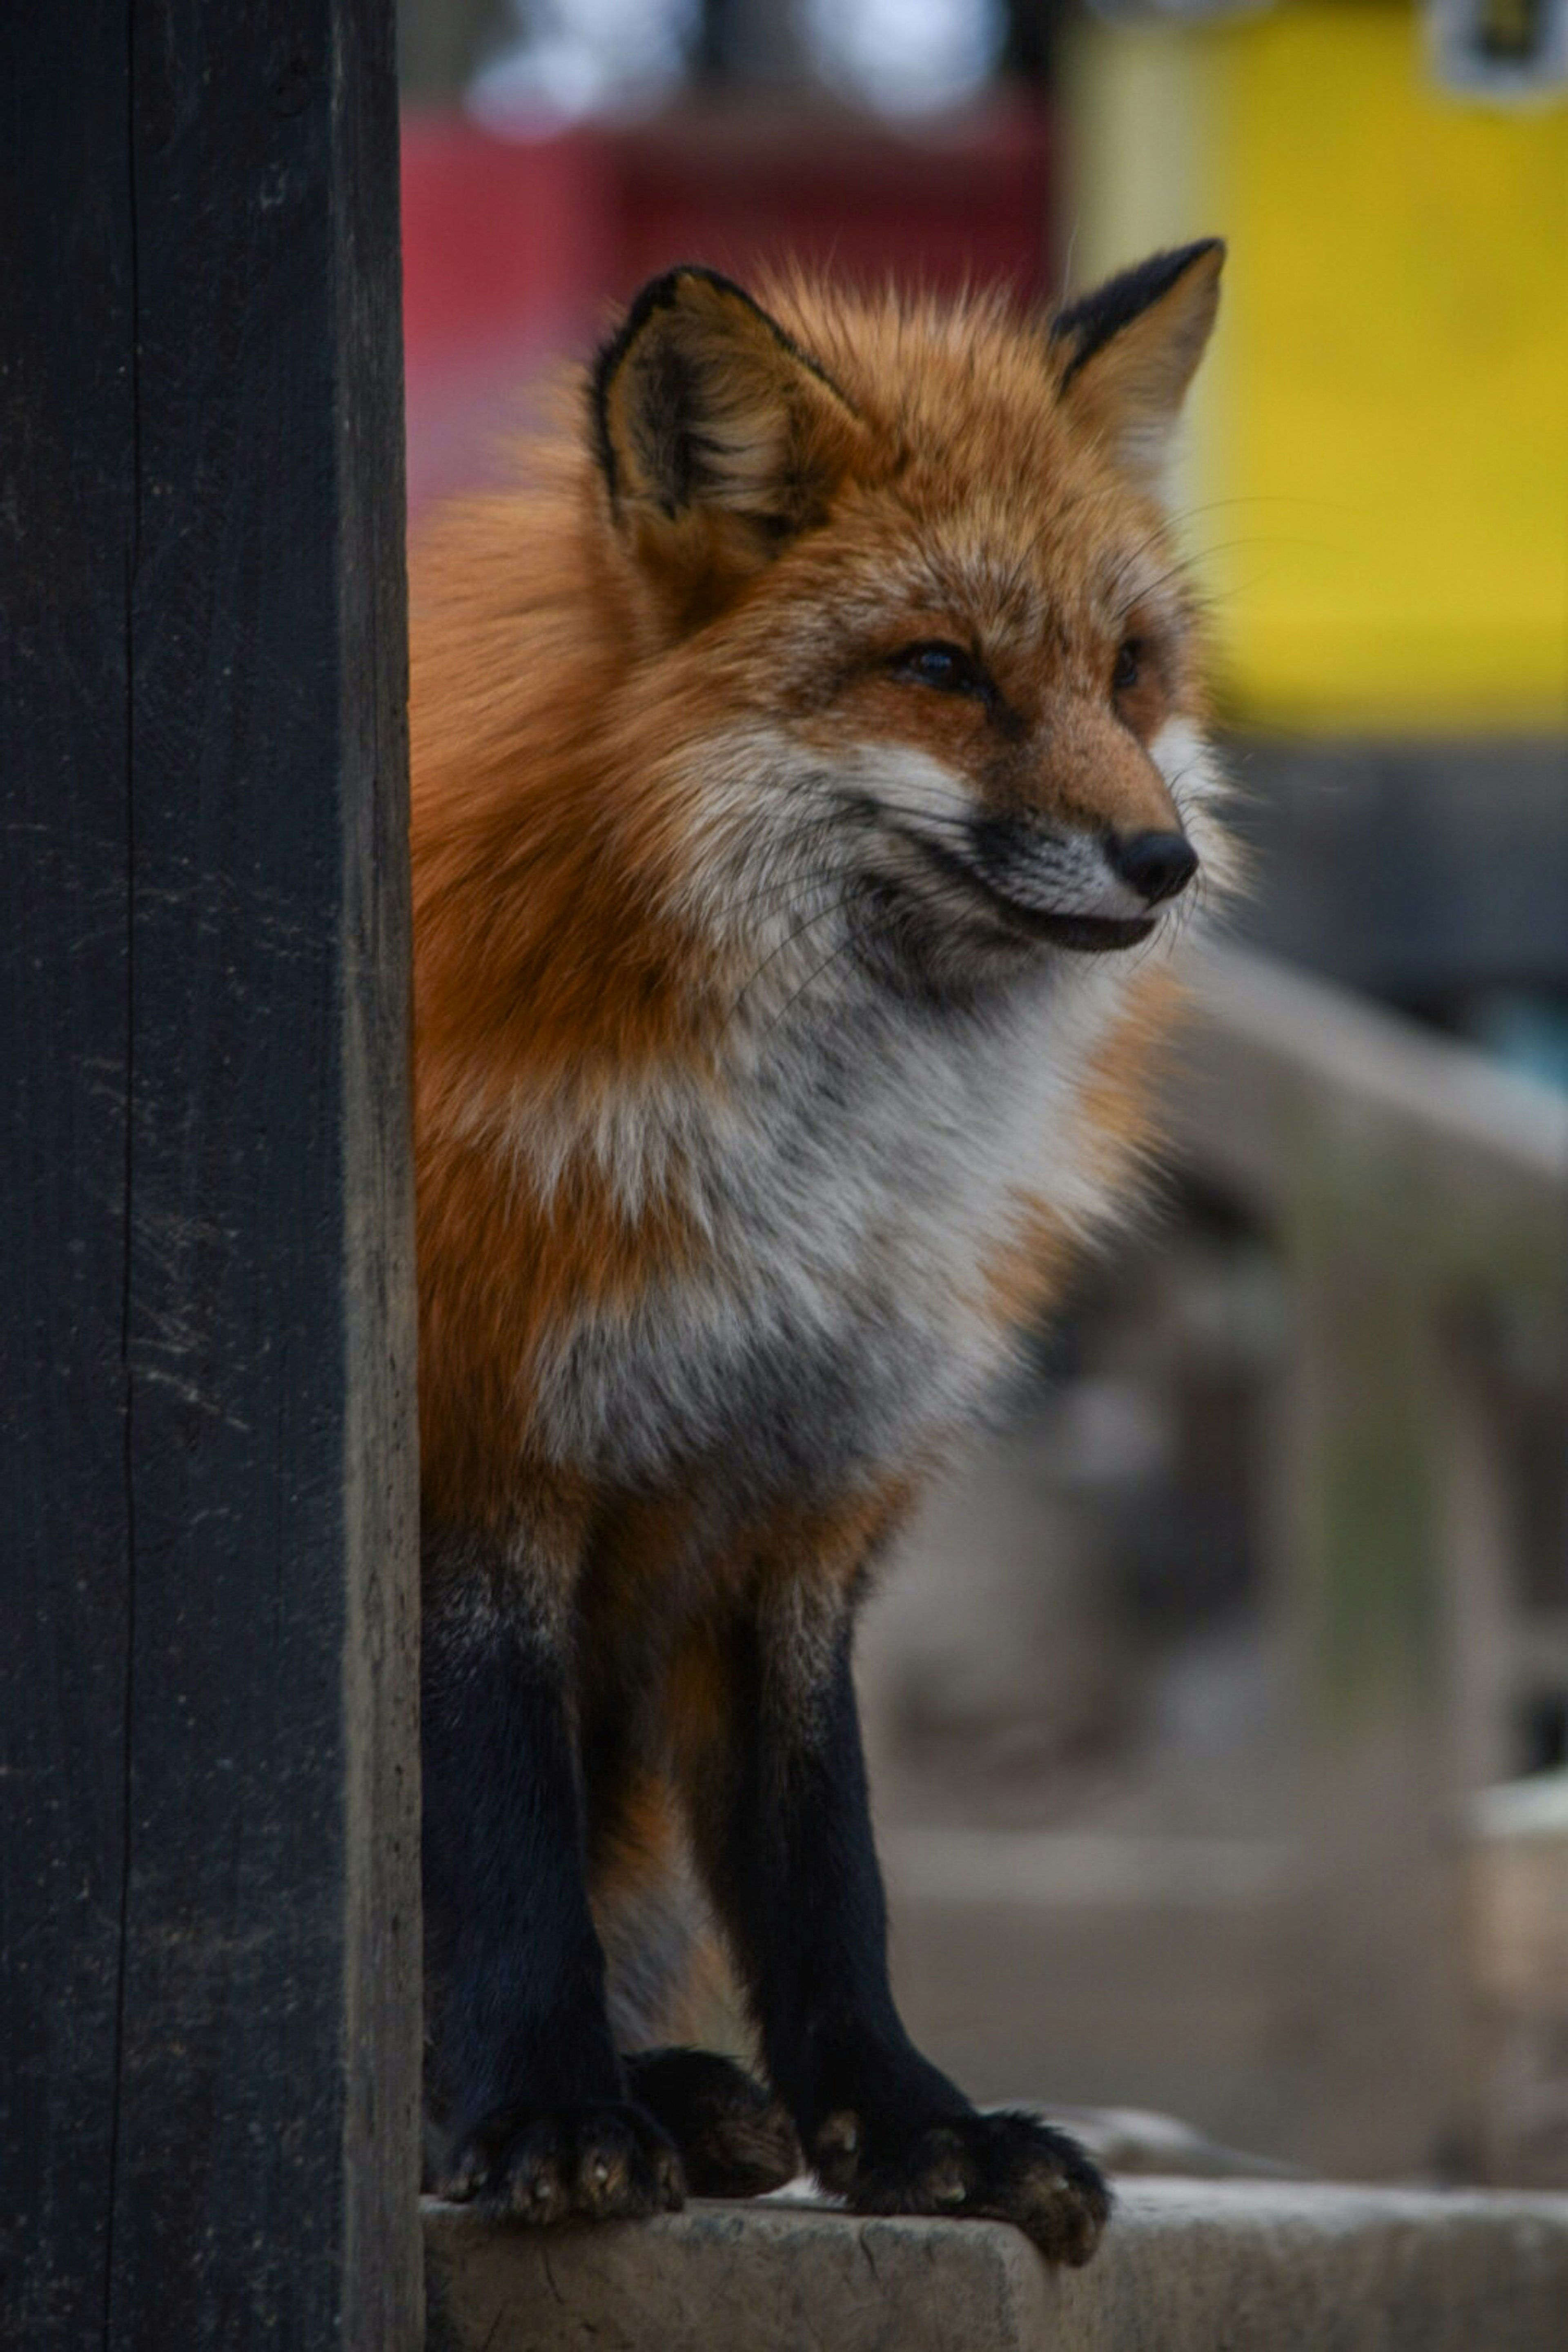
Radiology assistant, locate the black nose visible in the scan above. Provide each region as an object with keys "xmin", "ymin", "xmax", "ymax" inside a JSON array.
[{"xmin": 1107, "ymin": 827, "xmax": 1198, "ymax": 907}]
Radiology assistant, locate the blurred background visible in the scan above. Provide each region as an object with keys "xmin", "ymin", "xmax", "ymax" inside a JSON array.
[{"xmin": 396, "ymin": 0, "xmax": 1568, "ymax": 2189}]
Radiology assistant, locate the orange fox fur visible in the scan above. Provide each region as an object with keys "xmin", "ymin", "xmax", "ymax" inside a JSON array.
[{"xmin": 411, "ymin": 249, "xmax": 1228, "ymax": 2253}]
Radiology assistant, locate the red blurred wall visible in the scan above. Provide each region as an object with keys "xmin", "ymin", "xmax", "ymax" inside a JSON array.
[{"xmin": 401, "ymin": 100, "xmax": 1056, "ymax": 511}]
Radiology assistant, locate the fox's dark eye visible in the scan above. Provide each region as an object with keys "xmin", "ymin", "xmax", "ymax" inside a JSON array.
[
  {"xmin": 893, "ymin": 641, "xmax": 989, "ymax": 699},
  {"xmin": 1112, "ymin": 639, "xmax": 1142, "ymax": 693}
]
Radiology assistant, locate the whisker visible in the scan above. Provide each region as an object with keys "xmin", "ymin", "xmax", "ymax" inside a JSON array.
[
  {"xmin": 1103, "ymin": 523, "xmax": 1179, "ymax": 606},
  {"xmin": 718, "ymin": 864, "xmax": 842, "ymax": 924},
  {"xmin": 731, "ymin": 890, "xmax": 867, "ymax": 1014},
  {"xmin": 851, "ymin": 800, "xmax": 973, "ymax": 838},
  {"xmin": 761, "ymin": 911, "xmax": 888, "ymax": 1040}
]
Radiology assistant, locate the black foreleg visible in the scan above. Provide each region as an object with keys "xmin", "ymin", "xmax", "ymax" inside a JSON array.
[
  {"xmin": 421, "ymin": 1563, "xmax": 683, "ymax": 2222},
  {"xmin": 678, "ymin": 1592, "xmax": 1109, "ymax": 2265}
]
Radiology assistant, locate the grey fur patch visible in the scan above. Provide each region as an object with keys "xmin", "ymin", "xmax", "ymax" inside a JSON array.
[{"xmin": 598, "ymin": 1853, "xmax": 710, "ymax": 2053}]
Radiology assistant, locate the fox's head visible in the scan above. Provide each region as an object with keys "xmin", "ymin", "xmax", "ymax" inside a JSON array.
[{"xmin": 588, "ymin": 247, "xmax": 1227, "ymax": 1011}]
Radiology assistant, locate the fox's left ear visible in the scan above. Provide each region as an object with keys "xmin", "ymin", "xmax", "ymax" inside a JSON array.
[
  {"xmin": 592, "ymin": 267, "xmax": 867, "ymax": 619},
  {"xmin": 1050, "ymin": 240, "xmax": 1224, "ymax": 489}
]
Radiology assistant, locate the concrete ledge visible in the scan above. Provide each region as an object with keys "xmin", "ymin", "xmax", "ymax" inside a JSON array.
[{"xmin": 425, "ymin": 2178, "xmax": 1568, "ymax": 2352}]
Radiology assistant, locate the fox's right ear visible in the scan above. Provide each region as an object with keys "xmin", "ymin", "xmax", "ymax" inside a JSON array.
[
  {"xmin": 1051, "ymin": 240, "xmax": 1223, "ymax": 490},
  {"xmin": 592, "ymin": 267, "xmax": 866, "ymax": 620}
]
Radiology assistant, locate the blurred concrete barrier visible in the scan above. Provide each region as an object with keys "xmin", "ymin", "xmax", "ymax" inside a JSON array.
[
  {"xmin": 1466, "ymin": 1772, "xmax": 1568, "ymax": 2187},
  {"xmin": 882, "ymin": 1825, "xmax": 1309, "ymax": 2176},
  {"xmin": 1165, "ymin": 945, "xmax": 1568, "ymax": 2177}
]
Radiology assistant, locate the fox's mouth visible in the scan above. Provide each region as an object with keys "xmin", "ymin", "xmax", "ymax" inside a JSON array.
[{"xmin": 909, "ymin": 835, "xmax": 1157, "ymax": 955}]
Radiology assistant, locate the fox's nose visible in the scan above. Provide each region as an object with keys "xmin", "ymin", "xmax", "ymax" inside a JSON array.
[{"xmin": 1107, "ymin": 827, "xmax": 1198, "ymax": 907}]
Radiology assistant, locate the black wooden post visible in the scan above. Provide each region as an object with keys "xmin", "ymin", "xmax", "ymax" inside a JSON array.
[{"xmin": 1, "ymin": 3, "xmax": 421, "ymax": 2344}]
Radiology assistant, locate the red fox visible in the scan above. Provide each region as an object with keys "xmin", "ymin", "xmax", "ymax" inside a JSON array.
[{"xmin": 412, "ymin": 243, "xmax": 1227, "ymax": 2264}]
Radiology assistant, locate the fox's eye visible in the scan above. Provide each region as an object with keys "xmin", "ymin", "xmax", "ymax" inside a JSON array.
[
  {"xmin": 1112, "ymin": 639, "xmax": 1142, "ymax": 693},
  {"xmin": 893, "ymin": 641, "xmax": 989, "ymax": 699}
]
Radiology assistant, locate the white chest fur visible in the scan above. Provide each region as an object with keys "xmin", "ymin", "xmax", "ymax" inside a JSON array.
[{"xmin": 528, "ymin": 952, "xmax": 1141, "ymax": 1497}]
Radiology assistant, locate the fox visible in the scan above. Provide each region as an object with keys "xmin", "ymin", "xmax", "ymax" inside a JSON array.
[{"xmin": 411, "ymin": 241, "xmax": 1229, "ymax": 2265}]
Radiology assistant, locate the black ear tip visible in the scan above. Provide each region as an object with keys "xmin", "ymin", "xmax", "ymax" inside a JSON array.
[
  {"xmin": 590, "ymin": 263, "xmax": 769, "ymax": 494},
  {"xmin": 1135, "ymin": 237, "xmax": 1225, "ymax": 283},
  {"xmin": 613, "ymin": 265, "xmax": 755, "ymax": 343},
  {"xmin": 593, "ymin": 267, "xmax": 715, "ymax": 405},
  {"xmin": 591, "ymin": 267, "xmax": 705, "ymax": 501},
  {"xmin": 589, "ymin": 264, "xmax": 855, "ymax": 511},
  {"xmin": 595, "ymin": 265, "xmax": 761, "ymax": 388},
  {"xmin": 1050, "ymin": 235, "xmax": 1227, "ymax": 388}
]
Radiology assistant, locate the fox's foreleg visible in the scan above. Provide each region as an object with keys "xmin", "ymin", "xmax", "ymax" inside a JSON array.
[
  {"xmin": 672, "ymin": 1534, "xmax": 1111, "ymax": 2266},
  {"xmin": 420, "ymin": 1532, "xmax": 684, "ymax": 2221}
]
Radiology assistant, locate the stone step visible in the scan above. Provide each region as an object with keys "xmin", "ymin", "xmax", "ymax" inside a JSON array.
[{"xmin": 425, "ymin": 2178, "xmax": 1568, "ymax": 2352}]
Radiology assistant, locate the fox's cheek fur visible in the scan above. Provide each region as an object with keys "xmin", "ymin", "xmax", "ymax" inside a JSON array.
[
  {"xmin": 1149, "ymin": 715, "xmax": 1237, "ymax": 889},
  {"xmin": 413, "ymin": 244, "xmax": 1228, "ymax": 2264},
  {"xmin": 666, "ymin": 713, "xmax": 1212, "ymax": 1010}
]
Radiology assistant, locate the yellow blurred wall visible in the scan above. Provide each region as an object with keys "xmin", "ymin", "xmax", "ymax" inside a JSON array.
[{"xmin": 1066, "ymin": 1, "xmax": 1568, "ymax": 734}]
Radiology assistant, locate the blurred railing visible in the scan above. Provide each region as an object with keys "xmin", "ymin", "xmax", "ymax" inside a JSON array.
[{"xmin": 1167, "ymin": 944, "xmax": 1568, "ymax": 2178}]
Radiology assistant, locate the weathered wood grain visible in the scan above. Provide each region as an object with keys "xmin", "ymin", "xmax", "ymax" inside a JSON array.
[
  {"xmin": 0, "ymin": 12, "xmax": 139, "ymax": 2343},
  {"xmin": 0, "ymin": 4, "xmax": 419, "ymax": 2343}
]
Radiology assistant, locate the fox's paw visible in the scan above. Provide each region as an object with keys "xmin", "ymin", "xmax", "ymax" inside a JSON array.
[
  {"xmin": 626, "ymin": 2047, "xmax": 802, "ymax": 2197},
  {"xmin": 441, "ymin": 2099, "xmax": 685, "ymax": 2224},
  {"xmin": 814, "ymin": 2108, "xmax": 1109, "ymax": 2266}
]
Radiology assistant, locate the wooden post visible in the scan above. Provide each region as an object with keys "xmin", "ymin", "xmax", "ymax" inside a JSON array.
[{"xmin": 0, "ymin": 4, "xmax": 421, "ymax": 2345}]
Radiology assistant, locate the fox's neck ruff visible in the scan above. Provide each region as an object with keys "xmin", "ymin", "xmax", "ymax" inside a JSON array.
[
  {"xmin": 509, "ymin": 936, "xmax": 1177, "ymax": 1495},
  {"xmin": 436, "ymin": 813, "xmax": 1192, "ymax": 1226},
  {"xmin": 430, "ymin": 694, "xmax": 1222, "ymax": 1231}
]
